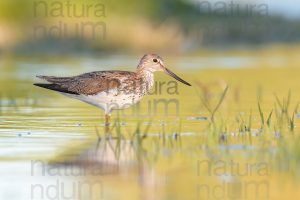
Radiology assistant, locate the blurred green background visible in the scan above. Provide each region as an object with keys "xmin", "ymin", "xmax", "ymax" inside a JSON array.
[{"xmin": 0, "ymin": 0, "xmax": 299, "ymax": 54}]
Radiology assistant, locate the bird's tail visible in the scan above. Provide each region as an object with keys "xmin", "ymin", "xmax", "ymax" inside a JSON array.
[{"xmin": 33, "ymin": 83, "xmax": 78, "ymax": 95}]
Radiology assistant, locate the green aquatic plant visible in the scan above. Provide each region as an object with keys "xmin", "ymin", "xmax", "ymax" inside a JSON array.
[
  {"xmin": 247, "ymin": 110, "xmax": 252, "ymax": 132},
  {"xmin": 273, "ymin": 91, "xmax": 297, "ymax": 133},
  {"xmin": 289, "ymin": 111, "xmax": 295, "ymax": 132},
  {"xmin": 266, "ymin": 110, "xmax": 273, "ymax": 128},
  {"xmin": 199, "ymin": 85, "xmax": 229, "ymax": 123},
  {"xmin": 196, "ymin": 85, "xmax": 229, "ymax": 145},
  {"xmin": 257, "ymin": 100, "xmax": 264, "ymax": 127},
  {"xmin": 275, "ymin": 90, "xmax": 291, "ymax": 119}
]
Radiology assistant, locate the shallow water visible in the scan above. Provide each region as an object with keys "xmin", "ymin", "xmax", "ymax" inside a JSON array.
[{"xmin": 1, "ymin": 52, "xmax": 300, "ymax": 200}]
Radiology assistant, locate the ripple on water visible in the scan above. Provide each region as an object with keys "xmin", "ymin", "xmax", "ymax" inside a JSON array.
[{"xmin": 187, "ymin": 116, "xmax": 208, "ymax": 121}]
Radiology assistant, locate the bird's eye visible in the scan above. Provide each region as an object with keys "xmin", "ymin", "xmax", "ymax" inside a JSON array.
[{"xmin": 153, "ymin": 58, "xmax": 158, "ymax": 63}]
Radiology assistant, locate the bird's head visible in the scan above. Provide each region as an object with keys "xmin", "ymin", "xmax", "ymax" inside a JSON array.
[{"xmin": 137, "ymin": 54, "xmax": 191, "ymax": 86}]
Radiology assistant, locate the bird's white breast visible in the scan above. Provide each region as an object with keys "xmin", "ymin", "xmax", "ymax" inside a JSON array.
[{"xmin": 71, "ymin": 71, "xmax": 155, "ymax": 114}]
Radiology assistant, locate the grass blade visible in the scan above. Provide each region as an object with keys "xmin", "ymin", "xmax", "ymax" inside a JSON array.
[
  {"xmin": 274, "ymin": 94, "xmax": 283, "ymax": 110},
  {"xmin": 266, "ymin": 110, "xmax": 273, "ymax": 128},
  {"xmin": 211, "ymin": 86, "xmax": 229, "ymax": 121},
  {"xmin": 257, "ymin": 101, "xmax": 264, "ymax": 125}
]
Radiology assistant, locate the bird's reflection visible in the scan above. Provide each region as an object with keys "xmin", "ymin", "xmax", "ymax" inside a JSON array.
[{"xmin": 46, "ymin": 125, "xmax": 182, "ymax": 199}]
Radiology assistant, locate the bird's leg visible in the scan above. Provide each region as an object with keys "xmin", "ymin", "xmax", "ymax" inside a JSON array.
[
  {"xmin": 104, "ymin": 114, "xmax": 111, "ymax": 134},
  {"xmin": 105, "ymin": 114, "xmax": 110, "ymax": 126}
]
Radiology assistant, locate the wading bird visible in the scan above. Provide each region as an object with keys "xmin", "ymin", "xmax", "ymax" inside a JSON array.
[{"xmin": 34, "ymin": 54, "xmax": 191, "ymax": 127}]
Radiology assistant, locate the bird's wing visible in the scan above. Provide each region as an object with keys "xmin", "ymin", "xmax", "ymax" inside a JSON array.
[{"xmin": 35, "ymin": 71, "xmax": 134, "ymax": 95}]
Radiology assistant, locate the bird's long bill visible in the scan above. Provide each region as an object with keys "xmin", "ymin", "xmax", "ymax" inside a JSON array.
[{"xmin": 164, "ymin": 67, "xmax": 191, "ymax": 86}]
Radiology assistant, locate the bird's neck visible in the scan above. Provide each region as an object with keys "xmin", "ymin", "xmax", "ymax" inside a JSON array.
[{"xmin": 136, "ymin": 69, "xmax": 155, "ymax": 92}]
